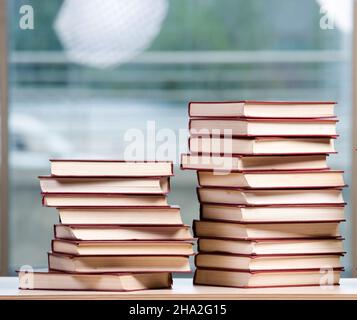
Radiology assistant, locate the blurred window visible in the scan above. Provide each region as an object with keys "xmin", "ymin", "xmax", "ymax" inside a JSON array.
[{"xmin": 6, "ymin": 0, "xmax": 353, "ymax": 275}]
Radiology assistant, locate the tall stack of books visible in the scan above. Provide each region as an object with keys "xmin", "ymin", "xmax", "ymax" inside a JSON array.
[
  {"xmin": 19, "ymin": 160, "xmax": 193, "ymax": 291},
  {"xmin": 182, "ymin": 100, "xmax": 346, "ymax": 288}
]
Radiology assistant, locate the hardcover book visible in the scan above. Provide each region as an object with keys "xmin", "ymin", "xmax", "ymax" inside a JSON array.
[
  {"xmin": 52, "ymin": 239, "xmax": 195, "ymax": 256},
  {"xmin": 197, "ymin": 187, "xmax": 344, "ymax": 205},
  {"xmin": 54, "ymin": 224, "xmax": 193, "ymax": 241},
  {"xmin": 57, "ymin": 206, "xmax": 183, "ymax": 225},
  {"xmin": 189, "ymin": 117, "xmax": 337, "ymax": 137},
  {"xmin": 193, "ymin": 220, "xmax": 341, "ymax": 239},
  {"xmin": 195, "ymin": 252, "xmax": 342, "ymax": 271},
  {"xmin": 39, "ymin": 176, "xmax": 170, "ymax": 194},
  {"xmin": 197, "ymin": 237, "xmax": 344, "ymax": 255},
  {"xmin": 194, "ymin": 268, "xmax": 342, "ymax": 288},
  {"xmin": 181, "ymin": 153, "xmax": 329, "ymax": 171},
  {"xmin": 189, "ymin": 136, "xmax": 336, "ymax": 155},
  {"xmin": 42, "ymin": 193, "xmax": 169, "ymax": 207},
  {"xmin": 199, "ymin": 203, "xmax": 345, "ymax": 223},
  {"xmin": 48, "ymin": 252, "xmax": 192, "ymax": 273},
  {"xmin": 18, "ymin": 269, "xmax": 173, "ymax": 291},
  {"xmin": 188, "ymin": 101, "xmax": 336, "ymax": 118},
  {"xmin": 50, "ymin": 160, "xmax": 174, "ymax": 177},
  {"xmin": 197, "ymin": 170, "xmax": 345, "ymax": 189}
]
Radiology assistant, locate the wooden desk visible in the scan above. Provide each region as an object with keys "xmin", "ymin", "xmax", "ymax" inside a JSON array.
[{"xmin": 0, "ymin": 277, "xmax": 357, "ymax": 300}]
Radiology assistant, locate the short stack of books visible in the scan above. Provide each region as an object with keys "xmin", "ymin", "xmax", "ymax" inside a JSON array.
[
  {"xmin": 19, "ymin": 160, "xmax": 193, "ymax": 291},
  {"xmin": 182, "ymin": 100, "xmax": 346, "ymax": 288}
]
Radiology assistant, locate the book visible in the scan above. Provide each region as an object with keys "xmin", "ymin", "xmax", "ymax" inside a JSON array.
[
  {"xmin": 39, "ymin": 176, "xmax": 170, "ymax": 194},
  {"xmin": 52, "ymin": 239, "xmax": 195, "ymax": 256},
  {"xmin": 50, "ymin": 160, "xmax": 174, "ymax": 177},
  {"xmin": 181, "ymin": 153, "xmax": 328, "ymax": 171},
  {"xmin": 193, "ymin": 220, "xmax": 340, "ymax": 239},
  {"xmin": 42, "ymin": 193, "xmax": 168, "ymax": 207},
  {"xmin": 194, "ymin": 268, "xmax": 341, "ymax": 288},
  {"xmin": 200, "ymin": 203, "xmax": 345, "ymax": 223},
  {"xmin": 197, "ymin": 187, "xmax": 344, "ymax": 205},
  {"xmin": 54, "ymin": 224, "xmax": 193, "ymax": 241},
  {"xmin": 18, "ymin": 269, "xmax": 172, "ymax": 291},
  {"xmin": 195, "ymin": 252, "xmax": 342, "ymax": 271},
  {"xmin": 189, "ymin": 136, "xmax": 335, "ymax": 155},
  {"xmin": 188, "ymin": 101, "xmax": 336, "ymax": 119},
  {"xmin": 57, "ymin": 206, "xmax": 183, "ymax": 225},
  {"xmin": 48, "ymin": 253, "xmax": 191, "ymax": 273},
  {"xmin": 189, "ymin": 118, "xmax": 337, "ymax": 137},
  {"xmin": 198, "ymin": 238, "xmax": 344, "ymax": 255},
  {"xmin": 197, "ymin": 170, "xmax": 345, "ymax": 189}
]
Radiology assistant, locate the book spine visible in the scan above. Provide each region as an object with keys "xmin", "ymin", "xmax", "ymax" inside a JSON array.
[
  {"xmin": 188, "ymin": 136, "xmax": 193, "ymax": 153},
  {"xmin": 196, "ymin": 188, "xmax": 202, "ymax": 202},
  {"xmin": 196, "ymin": 171, "xmax": 202, "ymax": 186},
  {"xmin": 197, "ymin": 238, "xmax": 201, "ymax": 252},
  {"xmin": 168, "ymin": 273, "xmax": 173, "ymax": 288},
  {"xmin": 192, "ymin": 220, "xmax": 198, "ymax": 238},
  {"xmin": 188, "ymin": 102, "xmax": 192, "ymax": 117},
  {"xmin": 53, "ymin": 225, "xmax": 58, "ymax": 238}
]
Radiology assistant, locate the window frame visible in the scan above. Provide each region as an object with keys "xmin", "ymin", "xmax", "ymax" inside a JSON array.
[
  {"xmin": 0, "ymin": 0, "xmax": 9, "ymax": 276},
  {"xmin": 352, "ymin": 0, "xmax": 357, "ymax": 277}
]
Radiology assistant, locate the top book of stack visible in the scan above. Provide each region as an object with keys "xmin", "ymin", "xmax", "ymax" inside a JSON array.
[
  {"xmin": 49, "ymin": 160, "xmax": 174, "ymax": 177},
  {"xmin": 189, "ymin": 101, "xmax": 336, "ymax": 118}
]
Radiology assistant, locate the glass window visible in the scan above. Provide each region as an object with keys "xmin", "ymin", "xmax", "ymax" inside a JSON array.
[{"xmin": 7, "ymin": 0, "xmax": 353, "ymax": 275}]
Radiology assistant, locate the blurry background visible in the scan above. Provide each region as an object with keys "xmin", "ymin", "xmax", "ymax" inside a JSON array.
[{"xmin": 5, "ymin": 0, "xmax": 353, "ymax": 275}]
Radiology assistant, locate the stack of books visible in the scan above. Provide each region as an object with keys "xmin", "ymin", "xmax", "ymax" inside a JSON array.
[
  {"xmin": 19, "ymin": 160, "xmax": 193, "ymax": 291},
  {"xmin": 181, "ymin": 100, "xmax": 346, "ymax": 288}
]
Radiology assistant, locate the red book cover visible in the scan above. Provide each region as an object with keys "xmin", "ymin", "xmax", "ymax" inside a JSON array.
[
  {"xmin": 17, "ymin": 270, "xmax": 173, "ymax": 292},
  {"xmin": 188, "ymin": 118, "xmax": 338, "ymax": 138},
  {"xmin": 187, "ymin": 136, "xmax": 338, "ymax": 156},
  {"xmin": 49, "ymin": 160, "xmax": 174, "ymax": 177},
  {"xmin": 180, "ymin": 153, "xmax": 330, "ymax": 172},
  {"xmin": 192, "ymin": 219, "xmax": 342, "ymax": 240},
  {"xmin": 188, "ymin": 100, "xmax": 337, "ymax": 119},
  {"xmin": 199, "ymin": 202, "xmax": 346, "ymax": 208},
  {"xmin": 54, "ymin": 224, "xmax": 193, "ymax": 241},
  {"xmin": 196, "ymin": 170, "xmax": 346, "ymax": 190},
  {"xmin": 47, "ymin": 252, "xmax": 192, "ymax": 274},
  {"xmin": 193, "ymin": 267, "xmax": 343, "ymax": 289}
]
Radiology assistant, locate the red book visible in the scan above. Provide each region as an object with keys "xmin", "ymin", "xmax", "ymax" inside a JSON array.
[
  {"xmin": 194, "ymin": 252, "xmax": 343, "ymax": 272},
  {"xmin": 51, "ymin": 239, "xmax": 195, "ymax": 256},
  {"xmin": 48, "ymin": 252, "xmax": 192, "ymax": 273},
  {"xmin": 18, "ymin": 269, "xmax": 173, "ymax": 291},
  {"xmin": 188, "ymin": 100, "xmax": 336, "ymax": 119},
  {"xmin": 199, "ymin": 203, "xmax": 345, "ymax": 223},
  {"xmin": 39, "ymin": 175, "xmax": 170, "ymax": 195},
  {"xmin": 193, "ymin": 219, "xmax": 341, "ymax": 240},
  {"xmin": 189, "ymin": 117, "xmax": 338, "ymax": 137},
  {"xmin": 194, "ymin": 268, "xmax": 342, "ymax": 288},
  {"xmin": 180, "ymin": 153, "xmax": 329, "ymax": 171},
  {"xmin": 54, "ymin": 224, "xmax": 193, "ymax": 241},
  {"xmin": 50, "ymin": 160, "xmax": 174, "ymax": 177},
  {"xmin": 42, "ymin": 192, "xmax": 169, "ymax": 207},
  {"xmin": 197, "ymin": 187, "xmax": 344, "ymax": 206},
  {"xmin": 197, "ymin": 237, "xmax": 344, "ymax": 256},
  {"xmin": 196, "ymin": 169, "xmax": 345, "ymax": 189},
  {"xmin": 188, "ymin": 135, "xmax": 337, "ymax": 155},
  {"xmin": 56, "ymin": 205, "xmax": 183, "ymax": 225}
]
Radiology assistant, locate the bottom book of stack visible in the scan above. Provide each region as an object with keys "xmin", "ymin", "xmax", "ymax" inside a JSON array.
[
  {"xmin": 194, "ymin": 268, "xmax": 342, "ymax": 288},
  {"xmin": 18, "ymin": 269, "xmax": 172, "ymax": 291}
]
